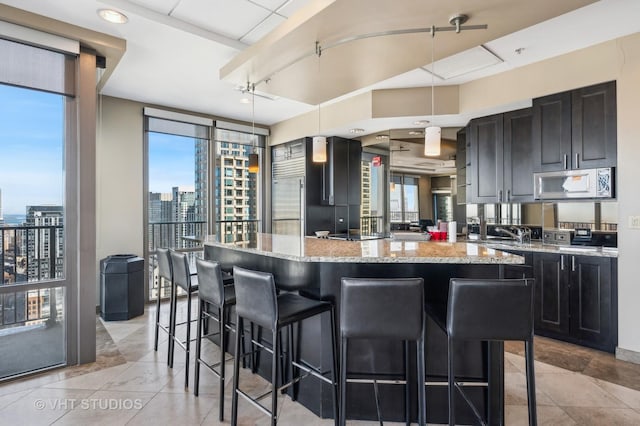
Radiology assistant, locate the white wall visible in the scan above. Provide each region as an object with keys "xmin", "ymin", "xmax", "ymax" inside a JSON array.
[{"xmin": 96, "ymin": 96, "xmax": 144, "ymax": 302}]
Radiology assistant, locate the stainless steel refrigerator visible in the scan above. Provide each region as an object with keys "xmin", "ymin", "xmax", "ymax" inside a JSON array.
[{"xmin": 272, "ymin": 158, "xmax": 305, "ymax": 236}]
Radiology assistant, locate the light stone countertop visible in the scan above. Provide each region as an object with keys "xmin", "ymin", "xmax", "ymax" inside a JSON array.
[
  {"xmin": 203, "ymin": 233, "xmax": 524, "ymax": 264},
  {"xmin": 474, "ymin": 239, "xmax": 618, "ymax": 258}
]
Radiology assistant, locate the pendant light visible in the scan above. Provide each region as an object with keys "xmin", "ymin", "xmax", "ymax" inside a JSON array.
[
  {"xmin": 425, "ymin": 25, "xmax": 441, "ymax": 157},
  {"xmin": 248, "ymin": 82, "xmax": 259, "ymax": 173},
  {"xmin": 312, "ymin": 103, "xmax": 327, "ymax": 163}
]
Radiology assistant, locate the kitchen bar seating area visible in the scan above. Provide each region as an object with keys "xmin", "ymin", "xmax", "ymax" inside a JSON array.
[{"xmin": 3, "ymin": 1, "xmax": 640, "ymax": 426}]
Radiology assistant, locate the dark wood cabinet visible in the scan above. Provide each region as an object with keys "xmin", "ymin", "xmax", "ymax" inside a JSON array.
[
  {"xmin": 532, "ymin": 91, "xmax": 572, "ymax": 172},
  {"xmin": 503, "ymin": 108, "xmax": 534, "ymax": 202},
  {"xmin": 571, "ymin": 81, "xmax": 617, "ymax": 169},
  {"xmin": 467, "ymin": 114, "xmax": 503, "ymax": 203},
  {"xmin": 467, "ymin": 109, "xmax": 535, "ymax": 204},
  {"xmin": 455, "ymin": 127, "xmax": 467, "ymax": 205},
  {"xmin": 532, "ymin": 252, "xmax": 616, "ymax": 352},
  {"xmin": 318, "ymin": 137, "xmax": 361, "ymax": 206},
  {"xmin": 532, "ymin": 81, "xmax": 616, "ymax": 172},
  {"xmin": 533, "ymin": 253, "xmax": 570, "ymax": 336}
]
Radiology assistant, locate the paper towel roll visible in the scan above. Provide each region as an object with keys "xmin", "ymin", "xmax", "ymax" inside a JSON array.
[{"xmin": 448, "ymin": 221, "xmax": 457, "ymax": 242}]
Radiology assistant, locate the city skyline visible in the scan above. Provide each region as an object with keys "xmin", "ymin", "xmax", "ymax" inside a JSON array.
[{"xmin": 1, "ymin": 83, "xmax": 198, "ymax": 215}]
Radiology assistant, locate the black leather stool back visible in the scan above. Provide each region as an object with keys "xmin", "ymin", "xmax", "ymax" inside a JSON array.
[
  {"xmin": 341, "ymin": 277, "xmax": 424, "ymax": 340},
  {"xmin": 233, "ymin": 266, "xmax": 278, "ymax": 330},
  {"xmin": 170, "ymin": 250, "xmax": 192, "ymax": 292},
  {"xmin": 447, "ymin": 278, "xmax": 534, "ymax": 341},
  {"xmin": 339, "ymin": 277, "xmax": 426, "ymax": 426},
  {"xmin": 195, "ymin": 258, "xmax": 224, "ymax": 306},
  {"xmin": 157, "ymin": 247, "xmax": 172, "ymax": 282}
]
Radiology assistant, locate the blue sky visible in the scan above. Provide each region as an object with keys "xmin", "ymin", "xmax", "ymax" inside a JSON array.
[
  {"xmin": 0, "ymin": 83, "xmax": 196, "ymax": 215},
  {"xmin": 0, "ymin": 84, "xmax": 64, "ymax": 215},
  {"xmin": 148, "ymin": 133, "xmax": 196, "ymax": 194}
]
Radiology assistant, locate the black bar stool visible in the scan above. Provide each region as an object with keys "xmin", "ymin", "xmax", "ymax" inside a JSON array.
[
  {"xmin": 193, "ymin": 258, "xmax": 238, "ymax": 420},
  {"xmin": 230, "ymin": 266, "xmax": 338, "ymax": 426},
  {"xmin": 425, "ymin": 278, "xmax": 537, "ymax": 426},
  {"xmin": 153, "ymin": 248, "xmax": 173, "ymax": 365},
  {"xmin": 340, "ymin": 277, "xmax": 426, "ymax": 426},
  {"xmin": 168, "ymin": 249, "xmax": 199, "ymax": 387}
]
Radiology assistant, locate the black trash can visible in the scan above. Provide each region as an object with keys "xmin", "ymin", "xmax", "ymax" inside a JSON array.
[{"xmin": 100, "ymin": 254, "xmax": 144, "ymax": 321}]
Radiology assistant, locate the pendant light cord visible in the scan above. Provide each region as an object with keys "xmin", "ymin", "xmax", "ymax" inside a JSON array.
[{"xmin": 431, "ymin": 25, "xmax": 435, "ymax": 121}]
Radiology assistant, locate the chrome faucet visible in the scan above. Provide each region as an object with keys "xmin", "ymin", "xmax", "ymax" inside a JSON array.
[{"xmin": 495, "ymin": 226, "xmax": 531, "ymax": 244}]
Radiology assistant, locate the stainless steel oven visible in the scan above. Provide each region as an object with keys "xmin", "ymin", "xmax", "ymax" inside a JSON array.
[{"xmin": 534, "ymin": 167, "xmax": 614, "ymax": 200}]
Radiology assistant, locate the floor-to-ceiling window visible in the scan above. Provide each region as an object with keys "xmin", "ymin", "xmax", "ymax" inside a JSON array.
[
  {"xmin": 213, "ymin": 126, "xmax": 264, "ymax": 243},
  {"xmin": 0, "ymin": 36, "xmax": 76, "ymax": 380},
  {"xmin": 144, "ymin": 110, "xmax": 212, "ymax": 301},
  {"xmin": 390, "ymin": 174, "xmax": 420, "ymax": 225}
]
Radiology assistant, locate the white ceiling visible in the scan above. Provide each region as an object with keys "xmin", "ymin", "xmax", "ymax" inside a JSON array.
[{"xmin": 1, "ymin": 0, "xmax": 639, "ymax": 136}]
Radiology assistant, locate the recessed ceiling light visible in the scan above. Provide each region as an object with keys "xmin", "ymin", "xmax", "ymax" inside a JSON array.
[
  {"xmin": 98, "ymin": 9, "xmax": 128, "ymax": 24},
  {"xmin": 240, "ymin": 97, "xmax": 250, "ymax": 104},
  {"xmin": 408, "ymin": 130, "xmax": 424, "ymax": 136},
  {"xmin": 350, "ymin": 128, "xmax": 365, "ymax": 134},
  {"xmin": 375, "ymin": 134, "xmax": 389, "ymax": 140},
  {"xmin": 413, "ymin": 120, "xmax": 429, "ymax": 126}
]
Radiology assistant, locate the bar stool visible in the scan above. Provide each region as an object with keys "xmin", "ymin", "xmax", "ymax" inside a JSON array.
[
  {"xmin": 425, "ymin": 278, "xmax": 537, "ymax": 426},
  {"xmin": 153, "ymin": 248, "xmax": 173, "ymax": 365},
  {"xmin": 193, "ymin": 258, "xmax": 237, "ymax": 420},
  {"xmin": 168, "ymin": 249, "xmax": 199, "ymax": 387},
  {"xmin": 230, "ymin": 266, "xmax": 339, "ymax": 426},
  {"xmin": 340, "ymin": 277, "xmax": 426, "ymax": 426}
]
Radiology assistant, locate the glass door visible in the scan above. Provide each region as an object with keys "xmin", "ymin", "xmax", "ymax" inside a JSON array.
[{"xmin": 0, "ymin": 84, "xmax": 67, "ymax": 380}]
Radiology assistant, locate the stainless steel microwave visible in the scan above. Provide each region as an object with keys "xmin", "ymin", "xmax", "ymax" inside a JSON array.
[{"xmin": 533, "ymin": 167, "xmax": 614, "ymax": 200}]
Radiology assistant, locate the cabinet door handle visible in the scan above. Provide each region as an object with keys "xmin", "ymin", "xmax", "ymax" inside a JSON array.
[
  {"xmin": 507, "ymin": 189, "xmax": 511, "ymax": 202},
  {"xmin": 499, "ymin": 190, "xmax": 503, "ymax": 202},
  {"xmin": 560, "ymin": 255, "xmax": 565, "ymax": 270},
  {"xmin": 575, "ymin": 153, "xmax": 580, "ymax": 169},
  {"xmin": 563, "ymin": 154, "xmax": 568, "ymax": 170},
  {"xmin": 571, "ymin": 256, "xmax": 576, "ymax": 272}
]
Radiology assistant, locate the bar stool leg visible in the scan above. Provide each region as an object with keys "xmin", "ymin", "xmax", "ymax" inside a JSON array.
[
  {"xmin": 271, "ymin": 329, "xmax": 281, "ymax": 426},
  {"xmin": 339, "ymin": 337, "xmax": 348, "ymax": 426},
  {"xmin": 329, "ymin": 307, "xmax": 339, "ymax": 426},
  {"xmin": 404, "ymin": 340, "xmax": 410, "ymax": 426},
  {"xmin": 194, "ymin": 299, "xmax": 204, "ymax": 396},
  {"xmin": 231, "ymin": 316, "xmax": 243, "ymax": 426},
  {"xmin": 525, "ymin": 339, "xmax": 537, "ymax": 426},
  {"xmin": 219, "ymin": 306, "xmax": 227, "ymax": 421},
  {"xmin": 417, "ymin": 327, "xmax": 426, "ymax": 426},
  {"xmin": 448, "ymin": 337, "xmax": 455, "ymax": 426},
  {"xmin": 168, "ymin": 282, "xmax": 177, "ymax": 368},
  {"xmin": 185, "ymin": 290, "xmax": 192, "ymax": 388},
  {"xmin": 154, "ymin": 276, "xmax": 162, "ymax": 351}
]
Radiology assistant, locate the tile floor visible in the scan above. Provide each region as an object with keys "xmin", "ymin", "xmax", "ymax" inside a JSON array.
[{"xmin": 1, "ymin": 301, "xmax": 640, "ymax": 425}]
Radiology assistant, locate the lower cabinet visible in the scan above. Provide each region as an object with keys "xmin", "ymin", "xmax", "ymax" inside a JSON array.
[{"xmin": 533, "ymin": 252, "xmax": 617, "ymax": 353}]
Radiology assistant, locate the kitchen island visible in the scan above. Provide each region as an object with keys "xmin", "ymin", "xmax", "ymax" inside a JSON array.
[{"xmin": 204, "ymin": 233, "xmax": 524, "ymax": 425}]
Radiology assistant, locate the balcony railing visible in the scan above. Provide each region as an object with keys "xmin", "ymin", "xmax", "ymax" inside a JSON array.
[
  {"xmin": 1, "ymin": 225, "xmax": 63, "ymax": 285},
  {"xmin": 1, "ymin": 225, "xmax": 64, "ymax": 328},
  {"xmin": 390, "ymin": 210, "xmax": 419, "ymax": 223},
  {"xmin": 148, "ymin": 220, "xmax": 207, "ymax": 252}
]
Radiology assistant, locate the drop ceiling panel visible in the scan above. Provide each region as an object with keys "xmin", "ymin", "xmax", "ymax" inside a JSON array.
[
  {"xmin": 423, "ymin": 45, "xmax": 503, "ymax": 80},
  {"xmin": 249, "ymin": 0, "xmax": 292, "ymax": 12},
  {"xmin": 240, "ymin": 13, "xmax": 286, "ymax": 44},
  {"xmin": 129, "ymin": 0, "xmax": 179, "ymax": 15},
  {"xmin": 276, "ymin": 0, "xmax": 313, "ymax": 17},
  {"xmin": 171, "ymin": 0, "xmax": 271, "ymax": 40}
]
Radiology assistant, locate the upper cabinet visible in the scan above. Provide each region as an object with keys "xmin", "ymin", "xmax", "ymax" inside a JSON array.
[
  {"xmin": 571, "ymin": 81, "xmax": 617, "ymax": 169},
  {"xmin": 455, "ymin": 127, "xmax": 468, "ymax": 205},
  {"xmin": 532, "ymin": 81, "xmax": 616, "ymax": 172},
  {"xmin": 504, "ymin": 108, "xmax": 534, "ymax": 202},
  {"xmin": 467, "ymin": 114, "xmax": 503, "ymax": 203},
  {"xmin": 466, "ymin": 108, "xmax": 534, "ymax": 204}
]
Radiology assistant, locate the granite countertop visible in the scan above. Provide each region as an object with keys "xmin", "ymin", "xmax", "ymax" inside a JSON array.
[
  {"xmin": 473, "ymin": 239, "xmax": 618, "ymax": 258},
  {"xmin": 203, "ymin": 233, "xmax": 524, "ymax": 264}
]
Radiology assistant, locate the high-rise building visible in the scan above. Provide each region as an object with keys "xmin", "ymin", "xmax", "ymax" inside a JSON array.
[
  {"xmin": 194, "ymin": 138, "xmax": 207, "ymax": 224},
  {"xmin": 149, "ymin": 192, "xmax": 172, "ymax": 223},
  {"xmin": 24, "ymin": 205, "xmax": 64, "ymax": 281}
]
